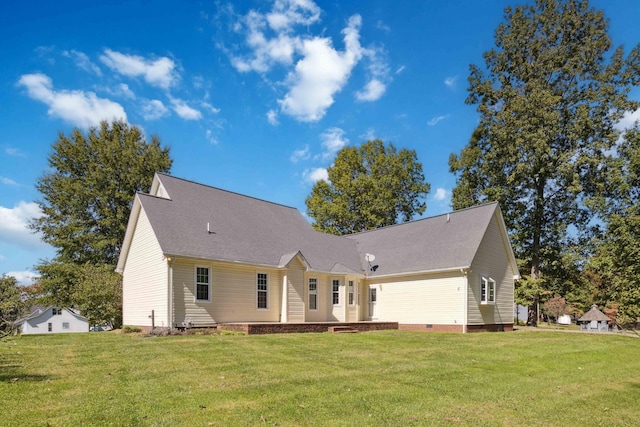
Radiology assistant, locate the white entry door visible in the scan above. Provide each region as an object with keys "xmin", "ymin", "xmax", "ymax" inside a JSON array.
[{"xmin": 368, "ymin": 285, "xmax": 378, "ymax": 320}]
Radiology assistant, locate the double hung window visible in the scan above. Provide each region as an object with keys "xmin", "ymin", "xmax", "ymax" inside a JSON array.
[
  {"xmin": 195, "ymin": 267, "xmax": 211, "ymax": 301},
  {"xmin": 257, "ymin": 273, "xmax": 269, "ymax": 309},
  {"xmin": 480, "ymin": 276, "xmax": 496, "ymax": 304}
]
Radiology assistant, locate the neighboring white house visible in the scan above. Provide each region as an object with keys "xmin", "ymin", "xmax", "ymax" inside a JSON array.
[
  {"xmin": 117, "ymin": 174, "xmax": 520, "ymax": 333},
  {"xmin": 15, "ymin": 307, "xmax": 89, "ymax": 335}
]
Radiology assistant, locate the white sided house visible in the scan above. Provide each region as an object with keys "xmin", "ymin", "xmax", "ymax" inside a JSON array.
[
  {"xmin": 117, "ymin": 174, "xmax": 520, "ymax": 333},
  {"xmin": 15, "ymin": 307, "xmax": 89, "ymax": 335}
]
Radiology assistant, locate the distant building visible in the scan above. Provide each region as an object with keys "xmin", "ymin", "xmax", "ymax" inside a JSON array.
[
  {"xmin": 14, "ymin": 306, "xmax": 89, "ymax": 334},
  {"xmin": 578, "ymin": 305, "xmax": 610, "ymax": 332}
]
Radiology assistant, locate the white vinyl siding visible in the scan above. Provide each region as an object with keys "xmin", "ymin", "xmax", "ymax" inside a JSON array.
[
  {"xmin": 467, "ymin": 212, "xmax": 516, "ymax": 325},
  {"xmin": 172, "ymin": 260, "xmax": 280, "ymax": 326},
  {"xmin": 19, "ymin": 307, "xmax": 89, "ymax": 334},
  {"xmin": 366, "ymin": 272, "xmax": 465, "ymax": 325},
  {"xmin": 122, "ymin": 207, "xmax": 168, "ymax": 327},
  {"xmin": 286, "ymin": 258, "xmax": 305, "ymax": 322}
]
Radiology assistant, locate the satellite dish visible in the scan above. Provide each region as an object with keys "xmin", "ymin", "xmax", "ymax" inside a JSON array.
[{"xmin": 365, "ymin": 253, "xmax": 376, "ymax": 262}]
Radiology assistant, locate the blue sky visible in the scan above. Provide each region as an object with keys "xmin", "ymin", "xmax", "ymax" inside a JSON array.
[{"xmin": 1, "ymin": 0, "xmax": 639, "ymax": 285}]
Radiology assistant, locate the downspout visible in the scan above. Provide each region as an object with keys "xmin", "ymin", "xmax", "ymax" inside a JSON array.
[
  {"xmin": 167, "ymin": 257, "xmax": 174, "ymax": 329},
  {"xmin": 462, "ymin": 268, "xmax": 468, "ymax": 334}
]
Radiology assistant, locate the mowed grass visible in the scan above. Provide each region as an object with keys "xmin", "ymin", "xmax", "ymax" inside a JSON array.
[{"xmin": 1, "ymin": 331, "xmax": 639, "ymax": 426}]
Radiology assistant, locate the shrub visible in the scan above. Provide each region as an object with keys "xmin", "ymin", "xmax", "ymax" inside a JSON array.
[{"xmin": 122, "ymin": 326, "xmax": 142, "ymax": 334}]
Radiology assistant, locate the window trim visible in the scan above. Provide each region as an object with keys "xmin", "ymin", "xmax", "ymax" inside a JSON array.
[
  {"xmin": 332, "ymin": 278, "xmax": 341, "ymax": 307},
  {"xmin": 256, "ymin": 272, "xmax": 269, "ymax": 310},
  {"xmin": 195, "ymin": 265, "xmax": 211, "ymax": 302},
  {"xmin": 348, "ymin": 280, "xmax": 355, "ymax": 306},
  {"xmin": 308, "ymin": 277, "xmax": 318, "ymax": 311},
  {"xmin": 480, "ymin": 276, "xmax": 496, "ymax": 305}
]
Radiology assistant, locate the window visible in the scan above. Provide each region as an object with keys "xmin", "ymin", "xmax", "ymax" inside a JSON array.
[
  {"xmin": 52, "ymin": 308, "xmax": 62, "ymax": 315},
  {"xmin": 48, "ymin": 323, "xmax": 52, "ymax": 332},
  {"xmin": 348, "ymin": 280, "xmax": 355, "ymax": 306},
  {"xmin": 480, "ymin": 277, "xmax": 496, "ymax": 304},
  {"xmin": 308, "ymin": 278, "xmax": 318, "ymax": 310},
  {"xmin": 62, "ymin": 322, "xmax": 70, "ymax": 330},
  {"xmin": 257, "ymin": 273, "xmax": 269, "ymax": 309},
  {"xmin": 195, "ymin": 266, "xmax": 211, "ymax": 301},
  {"xmin": 332, "ymin": 279, "xmax": 341, "ymax": 306}
]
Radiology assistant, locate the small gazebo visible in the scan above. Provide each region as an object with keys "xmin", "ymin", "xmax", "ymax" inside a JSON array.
[{"xmin": 578, "ymin": 305, "xmax": 610, "ymax": 332}]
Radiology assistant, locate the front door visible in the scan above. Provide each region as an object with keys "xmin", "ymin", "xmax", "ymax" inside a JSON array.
[{"xmin": 368, "ymin": 285, "xmax": 378, "ymax": 320}]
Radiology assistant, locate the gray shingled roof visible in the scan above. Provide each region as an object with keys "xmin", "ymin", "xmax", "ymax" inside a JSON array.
[
  {"xmin": 139, "ymin": 174, "xmax": 362, "ymax": 273},
  {"xmin": 578, "ymin": 305, "xmax": 610, "ymax": 322},
  {"xmin": 126, "ymin": 174, "xmax": 509, "ymax": 277},
  {"xmin": 345, "ymin": 203, "xmax": 499, "ymax": 276}
]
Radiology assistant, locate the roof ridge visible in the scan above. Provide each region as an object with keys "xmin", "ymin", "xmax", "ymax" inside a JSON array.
[
  {"xmin": 156, "ymin": 173, "xmax": 299, "ymax": 211},
  {"xmin": 347, "ymin": 201, "xmax": 499, "ymax": 237}
]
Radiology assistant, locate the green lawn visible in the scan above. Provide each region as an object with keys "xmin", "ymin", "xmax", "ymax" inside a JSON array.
[{"xmin": 1, "ymin": 330, "xmax": 639, "ymax": 426}]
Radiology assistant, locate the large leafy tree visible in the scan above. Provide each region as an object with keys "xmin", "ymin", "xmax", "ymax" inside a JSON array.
[
  {"xmin": 31, "ymin": 120, "xmax": 172, "ymax": 325},
  {"xmin": 306, "ymin": 140, "xmax": 430, "ymax": 235},
  {"xmin": 449, "ymin": 0, "xmax": 640, "ymax": 324},
  {"xmin": 588, "ymin": 125, "xmax": 640, "ymax": 327}
]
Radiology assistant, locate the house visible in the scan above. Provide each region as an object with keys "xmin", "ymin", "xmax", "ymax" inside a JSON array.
[
  {"xmin": 14, "ymin": 306, "xmax": 89, "ymax": 335},
  {"xmin": 116, "ymin": 174, "xmax": 520, "ymax": 333},
  {"xmin": 578, "ymin": 305, "xmax": 610, "ymax": 332}
]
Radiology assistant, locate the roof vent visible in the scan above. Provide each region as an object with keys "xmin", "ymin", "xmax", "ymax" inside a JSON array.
[
  {"xmin": 207, "ymin": 222, "xmax": 215, "ymax": 234},
  {"xmin": 447, "ymin": 213, "xmax": 450, "ymax": 223}
]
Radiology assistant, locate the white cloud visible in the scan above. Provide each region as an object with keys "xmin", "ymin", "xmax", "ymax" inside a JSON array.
[
  {"xmin": 444, "ymin": 76, "xmax": 458, "ymax": 88},
  {"xmin": 359, "ymin": 128, "xmax": 376, "ymax": 141},
  {"xmin": 100, "ymin": 49, "xmax": 178, "ymax": 89},
  {"xmin": 355, "ymin": 78, "xmax": 385, "ymax": 102},
  {"xmin": 1, "ymin": 176, "xmax": 18, "ymax": 186},
  {"xmin": 320, "ymin": 127, "xmax": 349, "ymax": 159},
  {"xmin": 200, "ymin": 101, "xmax": 220, "ymax": 114},
  {"xmin": 118, "ymin": 83, "xmax": 135, "ymax": 99},
  {"xmin": 205, "ymin": 129, "xmax": 219, "ymax": 145},
  {"xmin": 0, "ymin": 254, "xmax": 5, "ymax": 261},
  {"xmin": 303, "ymin": 167, "xmax": 328, "ymax": 183},
  {"xmin": 4, "ymin": 147, "xmax": 25, "ymax": 157},
  {"xmin": 616, "ymin": 109, "xmax": 640, "ymax": 130},
  {"xmin": 267, "ymin": 109, "xmax": 279, "ymax": 125},
  {"xmin": 63, "ymin": 49, "xmax": 102, "ymax": 76},
  {"xmin": 17, "ymin": 73, "xmax": 127, "ymax": 129},
  {"xmin": 141, "ymin": 99, "xmax": 169, "ymax": 120},
  {"xmin": 433, "ymin": 188, "xmax": 448, "ymax": 201},
  {"xmin": 170, "ymin": 98, "xmax": 202, "ymax": 120},
  {"xmin": 266, "ymin": 0, "xmax": 321, "ymax": 32},
  {"xmin": 395, "ymin": 65, "xmax": 406, "ymax": 75},
  {"xmin": 279, "ymin": 15, "xmax": 364, "ymax": 121},
  {"xmin": 290, "ymin": 145, "xmax": 310, "ymax": 163},
  {"xmin": 0, "ymin": 201, "xmax": 46, "ymax": 251},
  {"xmin": 427, "ymin": 114, "xmax": 450, "ymax": 126},
  {"xmin": 5, "ymin": 270, "xmax": 39, "ymax": 286},
  {"xmin": 375, "ymin": 20, "xmax": 391, "ymax": 32}
]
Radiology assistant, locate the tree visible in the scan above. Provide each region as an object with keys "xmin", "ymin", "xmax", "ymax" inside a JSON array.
[
  {"xmin": 543, "ymin": 295, "xmax": 567, "ymax": 323},
  {"xmin": 306, "ymin": 140, "xmax": 430, "ymax": 235},
  {"xmin": 588, "ymin": 125, "xmax": 640, "ymax": 327},
  {"xmin": 71, "ymin": 264, "xmax": 123, "ymax": 329},
  {"xmin": 0, "ymin": 275, "xmax": 26, "ymax": 337},
  {"xmin": 32, "ymin": 120, "xmax": 172, "ymax": 266},
  {"xmin": 449, "ymin": 0, "xmax": 640, "ymax": 325},
  {"xmin": 31, "ymin": 120, "xmax": 172, "ymax": 322}
]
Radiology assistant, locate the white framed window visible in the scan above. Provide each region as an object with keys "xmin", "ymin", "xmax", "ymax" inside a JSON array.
[
  {"xmin": 62, "ymin": 322, "xmax": 70, "ymax": 330},
  {"xmin": 195, "ymin": 266, "xmax": 211, "ymax": 302},
  {"xmin": 308, "ymin": 278, "xmax": 318, "ymax": 310},
  {"xmin": 257, "ymin": 272, "xmax": 269, "ymax": 309},
  {"xmin": 348, "ymin": 280, "xmax": 355, "ymax": 306},
  {"xmin": 332, "ymin": 279, "xmax": 341, "ymax": 306},
  {"xmin": 480, "ymin": 276, "xmax": 496, "ymax": 304}
]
